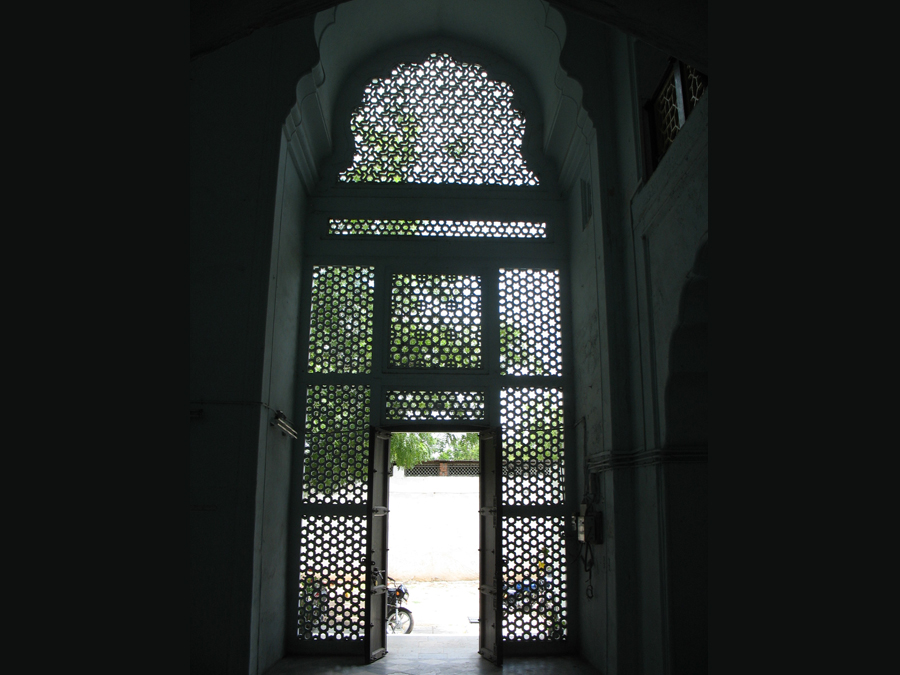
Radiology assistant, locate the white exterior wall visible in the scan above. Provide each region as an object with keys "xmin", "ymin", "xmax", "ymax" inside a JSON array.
[{"xmin": 387, "ymin": 470, "xmax": 479, "ymax": 581}]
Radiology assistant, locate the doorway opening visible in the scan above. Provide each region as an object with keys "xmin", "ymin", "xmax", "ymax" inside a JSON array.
[{"xmin": 388, "ymin": 432, "xmax": 481, "ymax": 636}]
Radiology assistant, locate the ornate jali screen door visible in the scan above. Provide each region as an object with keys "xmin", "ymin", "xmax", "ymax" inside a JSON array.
[{"xmin": 291, "ymin": 52, "xmax": 573, "ymax": 663}]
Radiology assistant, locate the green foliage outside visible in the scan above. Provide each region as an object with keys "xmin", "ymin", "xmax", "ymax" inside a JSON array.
[
  {"xmin": 335, "ymin": 219, "xmax": 421, "ymax": 235},
  {"xmin": 390, "ymin": 274, "xmax": 482, "ymax": 369},
  {"xmin": 500, "ymin": 324, "xmax": 548, "ymax": 375},
  {"xmin": 504, "ymin": 388, "xmax": 565, "ymax": 463},
  {"xmin": 390, "ymin": 432, "xmax": 479, "ymax": 469},
  {"xmin": 343, "ymin": 109, "xmax": 422, "ymax": 183},
  {"xmin": 308, "ymin": 266, "xmax": 374, "ymax": 373}
]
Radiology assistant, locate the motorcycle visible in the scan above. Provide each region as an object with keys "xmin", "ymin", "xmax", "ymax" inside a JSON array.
[
  {"xmin": 385, "ymin": 576, "xmax": 414, "ymax": 634},
  {"xmin": 504, "ymin": 576, "xmax": 550, "ymax": 612},
  {"xmin": 371, "ymin": 564, "xmax": 414, "ymax": 634}
]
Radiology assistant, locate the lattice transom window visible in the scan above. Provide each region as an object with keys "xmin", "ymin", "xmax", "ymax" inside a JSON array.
[
  {"xmin": 307, "ymin": 266, "xmax": 374, "ymax": 373},
  {"xmin": 329, "ymin": 218, "xmax": 546, "ymax": 238},
  {"xmin": 500, "ymin": 269, "xmax": 562, "ymax": 376},
  {"xmin": 385, "ymin": 390, "xmax": 486, "ymax": 421},
  {"xmin": 340, "ymin": 53, "xmax": 539, "ymax": 186},
  {"xmin": 390, "ymin": 274, "xmax": 482, "ymax": 369}
]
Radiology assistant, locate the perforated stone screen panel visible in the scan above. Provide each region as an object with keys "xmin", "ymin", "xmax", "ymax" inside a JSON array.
[
  {"xmin": 302, "ymin": 431, "xmax": 369, "ymax": 503},
  {"xmin": 339, "ymin": 53, "xmax": 539, "ymax": 186},
  {"xmin": 501, "ymin": 387, "xmax": 565, "ymax": 506},
  {"xmin": 385, "ymin": 389, "xmax": 485, "ymax": 421},
  {"xmin": 502, "ymin": 516, "xmax": 567, "ymax": 641},
  {"xmin": 329, "ymin": 218, "xmax": 546, "ymax": 238},
  {"xmin": 308, "ymin": 266, "xmax": 374, "ymax": 373},
  {"xmin": 298, "ymin": 515, "xmax": 368, "ymax": 641},
  {"xmin": 303, "ymin": 385, "xmax": 370, "ymax": 504},
  {"xmin": 500, "ymin": 269, "xmax": 562, "ymax": 376},
  {"xmin": 390, "ymin": 274, "xmax": 482, "ymax": 369}
]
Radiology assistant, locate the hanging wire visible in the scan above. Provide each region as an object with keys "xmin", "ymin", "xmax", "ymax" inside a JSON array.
[{"xmin": 580, "ymin": 539, "xmax": 595, "ymax": 599}]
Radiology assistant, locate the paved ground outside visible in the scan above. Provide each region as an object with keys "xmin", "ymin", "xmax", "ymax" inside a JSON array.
[{"xmin": 397, "ymin": 580, "xmax": 480, "ymax": 635}]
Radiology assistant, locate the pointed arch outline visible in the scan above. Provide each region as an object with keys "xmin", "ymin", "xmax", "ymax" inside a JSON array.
[{"xmin": 282, "ymin": 0, "xmax": 597, "ymax": 194}]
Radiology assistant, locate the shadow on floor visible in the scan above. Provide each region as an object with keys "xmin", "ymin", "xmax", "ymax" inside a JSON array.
[{"xmin": 264, "ymin": 636, "xmax": 601, "ymax": 674}]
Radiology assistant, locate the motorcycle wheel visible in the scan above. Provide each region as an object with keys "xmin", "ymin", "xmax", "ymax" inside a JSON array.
[{"xmin": 388, "ymin": 607, "xmax": 414, "ymax": 634}]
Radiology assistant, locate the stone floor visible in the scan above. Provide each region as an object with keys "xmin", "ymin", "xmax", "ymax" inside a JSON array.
[
  {"xmin": 402, "ymin": 580, "xmax": 479, "ymax": 634},
  {"xmin": 264, "ymin": 635, "xmax": 602, "ymax": 674},
  {"xmin": 273, "ymin": 581, "xmax": 600, "ymax": 674}
]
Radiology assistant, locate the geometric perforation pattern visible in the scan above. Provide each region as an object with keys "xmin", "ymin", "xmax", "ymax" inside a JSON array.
[
  {"xmin": 298, "ymin": 515, "xmax": 367, "ymax": 640},
  {"xmin": 303, "ymin": 385, "xmax": 370, "ymax": 504},
  {"xmin": 390, "ymin": 274, "xmax": 482, "ymax": 369},
  {"xmin": 502, "ymin": 516, "xmax": 567, "ymax": 641},
  {"xmin": 339, "ymin": 53, "xmax": 538, "ymax": 186},
  {"xmin": 385, "ymin": 390, "xmax": 485, "ymax": 421},
  {"xmin": 306, "ymin": 384, "xmax": 370, "ymax": 433},
  {"xmin": 500, "ymin": 269, "xmax": 562, "ymax": 376},
  {"xmin": 329, "ymin": 218, "xmax": 546, "ymax": 238},
  {"xmin": 654, "ymin": 67, "xmax": 680, "ymax": 156},
  {"xmin": 308, "ymin": 266, "xmax": 374, "ymax": 374},
  {"xmin": 302, "ymin": 431, "xmax": 370, "ymax": 503},
  {"xmin": 684, "ymin": 64, "xmax": 707, "ymax": 113},
  {"xmin": 501, "ymin": 388, "xmax": 564, "ymax": 506}
]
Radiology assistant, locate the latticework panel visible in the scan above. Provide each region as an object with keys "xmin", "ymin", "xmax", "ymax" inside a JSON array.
[
  {"xmin": 683, "ymin": 64, "xmax": 707, "ymax": 115},
  {"xmin": 339, "ymin": 53, "xmax": 539, "ymax": 186},
  {"xmin": 449, "ymin": 463, "xmax": 479, "ymax": 476},
  {"xmin": 654, "ymin": 67, "xmax": 680, "ymax": 156},
  {"xmin": 303, "ymin": 385, "xmax": 370, "ymax": 504},
  {"xmin": 501, "ymin": 388, "xmax": 564, "ymax": 505},
  {"xmin": 307, "ymin": 266, "xmax": 374, "ymax": 373},
  {"xmin": 500, "ymin": 269, "xmax": 562, "ymax": 376},
  {"xmin": 390, "ymin": 274, "xmax": 482, "ymax": 369},
  {"xmin": 385, "ymin": 390, "xmax": 485, "ymax": 421},
  {"xmin": 502, "ymin": 516, "xmax": 567, "ymax": 641},
  {"xmin": 403, "ymin": 464, "xmax": 441, "ymax": 477},
  {"xmin": 298, "ymin": 515, "xmax": 367, "ymax": 641},
  {"xmin": 404, "ymin": 461, "xmax": 480, "ymax": 477},
  {"xmin": 329, "ymin": 219, "xmax": 546, "ymax": 238}
]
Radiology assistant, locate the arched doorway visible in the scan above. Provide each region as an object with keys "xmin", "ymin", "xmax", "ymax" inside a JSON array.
[{"xmin": 288, "ymin": 44, "xmax": 579, "ymax": 663}]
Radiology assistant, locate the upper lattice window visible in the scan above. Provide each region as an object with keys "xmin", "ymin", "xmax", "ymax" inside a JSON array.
[
  {"xmin": 307, "ymin": 266, "xmax": 374, "ymax": 373},
  {"xmin": 500, "ymin": 269, "xmax": 562, "ymax": 376},
  {"xmin": 340, "ymin": 53, "xmax": 539, "ymax": 186},
  {"xmin": 390, "ymin": 273, "xmax": 482, "ymax": 369},
  {"xmin": 329, "ymin": 219, "xmax": 546, "ymax": 238}
]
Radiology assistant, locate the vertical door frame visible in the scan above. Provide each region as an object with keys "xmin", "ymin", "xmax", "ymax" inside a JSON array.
[
  {"xmin": 365, "ymin": 429, "xmax": 392, "ymax": 662},
  {"xmin": 478, "ymin": 427, "xmax": 504, "ymax": 665}
]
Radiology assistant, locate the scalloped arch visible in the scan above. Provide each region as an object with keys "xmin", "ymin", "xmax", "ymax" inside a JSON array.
[{"xmin": 283, "ymin": 0, "xmax": 595, "ymax": 192}]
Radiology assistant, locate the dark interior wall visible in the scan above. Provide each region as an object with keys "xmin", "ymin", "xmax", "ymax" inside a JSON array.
[
  {"xmin": 560, "ymin": 12, "xmax": 647, "ymax": 675},
  {"xmin": 190, "ymin": 15, "xmax": 318, "ymax": 675},
  {"xmin": 664, "ymin": 462, "xmax": 707, "ymax": 674},
  {"xmin": 559, "ymin": 7, "xmax": 707, "ymax": 674}
]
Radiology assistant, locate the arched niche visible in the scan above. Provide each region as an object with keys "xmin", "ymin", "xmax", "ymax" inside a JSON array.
[
  {"xmin": 260, "ymin": 2, "xmax": 599, "ymax": 665},
  {"xmin": 283, "ymin": 0, "xmax": 596, "ymax": 194},
  {"xmin": 318, "ymin": 40, "xmax": 558, "ymax": 196}
]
